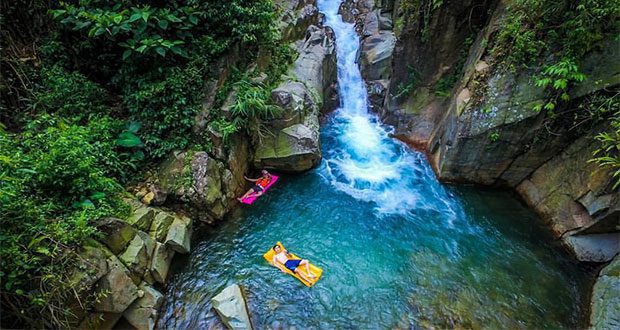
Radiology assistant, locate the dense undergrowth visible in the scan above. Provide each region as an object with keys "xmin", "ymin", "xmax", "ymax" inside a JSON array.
[{"xmin": 0, "ymin": 0, "xmax": 291, "ymax": 327}]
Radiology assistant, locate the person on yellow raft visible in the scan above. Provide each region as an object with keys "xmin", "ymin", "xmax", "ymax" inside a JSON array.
[
  {"xmin": 237, "ymin": 170, "xmax": 273, "ymax": 202},
  {"xmin": 272, "ymin": 244, "xmax": 316, "ymax": 283}
]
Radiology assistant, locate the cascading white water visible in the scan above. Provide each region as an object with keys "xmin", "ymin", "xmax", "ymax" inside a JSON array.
[{"xmin": 318, "ymin": 0, "xmax": 458, "ymax": 219}]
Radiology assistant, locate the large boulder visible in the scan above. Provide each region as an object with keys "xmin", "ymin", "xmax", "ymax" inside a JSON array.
[
  {"xmin": 77, "ymin": 312, "xmax": 122, "ymax": 330},
  {"xmin": 126, "ymin": 206, "xmax": 155, "ymax": 232},
  {"xmin": 158, "ymin": 151, "xmax": 232, "ymax": 222},
  {"xmin": 590, "ymin": 255, "xmax": 620, "ymax": 329},
  {"xmin": 123, "ymin": 283, "xmax": 164, "ymax": 330},
  {"xmin": 149, "ymin": 211, "xmax": 175, "ymax": 242},
  {"xmin": 564, "ymin": 233, "xmax": 620, "ymax": 262},
  {"xmin": 94, "ymin": 255, "xmax": 139, "ymax": 314},
  {"xmin": 165, "ymin": 214, "xmax": 192, "ymax": 254},
  {"xmin": 149, "ymin": 242, "xmax": 175, "ymax": 284},
  {"xmin": 211, "ymin": 284, "xmax": 253, "ymax": 330},
  {"xmin": 360, "ymin": 31, "xmax": 396, "ymax": 81},
  {"xmin": 95, "ymin": 217, "xmax": 138, "ymax": 255},
  {"xmin": 276, "ymin": 0, "xmax": 319, "ymax": 42},
  {"xmin": 118, "ymin": 231, "xmax": 156, "ymax": 283},
  {"xmin": 254, "ymin": 24, "xmax": 336, "ymax": 172}
]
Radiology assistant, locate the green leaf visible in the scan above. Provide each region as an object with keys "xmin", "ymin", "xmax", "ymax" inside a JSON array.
[
  {"xmin": 129, "ymin": 13, "xmax": 142, "ymax": 22},
  {"xmin": 188, "ymin": 15, "xmax": 198, "ymax": 25},
  {"xmin": 90, "ymin": 192, "xmax": 106, "ymax": 200},
  {"xmin": 141, "ymin": 11, "xmax": 150, "ymax": 22},
  {"xmin": 131, "ymin": 150, "xmax": 145, "ymax": 161},
  {"xmin": 136, "ymin": 45, "xmax": 147, "ymax": 53},
  {"xmin": 116, "ymin": 131, "xmax": 143, "ymax": 148},
  {"xmin": 122, "ymin": 49, "xmax": 132, "ymax": 60},
  {"xmin": 155, "ymin": 46, "xmax": 167, "ymax": 57},
  {"xmin": 113, "ymin": 14, "xmax": 123, "ymax": 24},
  {"xmin": 158, "ymin": 19, "xmax": 169, "ymax": 29},
  {"xmin": 126, "ymin": 121, "xmax": 141, "ymax": 133}
]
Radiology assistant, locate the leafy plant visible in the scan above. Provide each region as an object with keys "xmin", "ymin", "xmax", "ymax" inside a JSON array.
[
  {"xmin": 533, "ymin": 58, "xmax": 586, "ymax": 113},
  {"xmin": 590, "ymin": 110, "xmax": 620, "ymax": 189}
]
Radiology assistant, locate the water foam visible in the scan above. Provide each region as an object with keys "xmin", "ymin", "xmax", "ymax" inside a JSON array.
[{"xmin": 318, "ymin": 0, "xmax": 461, "ymax": 219}]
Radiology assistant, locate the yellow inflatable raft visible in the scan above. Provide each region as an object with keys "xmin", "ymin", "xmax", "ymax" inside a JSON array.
[{"xmin": 263, "ymin": 242, "xmax": 323, "ymax": 287}]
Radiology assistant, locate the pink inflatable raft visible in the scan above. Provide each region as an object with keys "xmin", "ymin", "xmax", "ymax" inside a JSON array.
[{"xmin": 240, "ymin": 175, "xmax": 279, "ymax": 205}]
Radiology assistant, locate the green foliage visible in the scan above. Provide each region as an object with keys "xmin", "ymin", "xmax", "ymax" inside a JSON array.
[
  {"xmin": 33, "ymin": 65, "xmax": 109, "ymax": 121},
  {"xmin": 492, "ymin": 0, "xmax": 619, "ymax": 68},
  {"xmin": 533, "ymin": 58, "xmax": 586, "ymax": 113},
  {"xmin": 395, "ymin": 65, "xmax": 420, "ymax": 98},
  {"xmin": 0, "ymin": 115, "xmax": 130, "ymax": 328},
  {"xmin": 489, "ymin": 131, "xmax": 500, "ymax": 142},
  {"xmin": 123, "ymin": 65, "xmax": 203, "ymax": 159},
  {"xmin": 589, "ymin": 98, "xmax": 620, "ymax": 189}
]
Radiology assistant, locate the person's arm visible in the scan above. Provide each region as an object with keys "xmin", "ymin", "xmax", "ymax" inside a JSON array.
[
  {"xmin": 272, "ymin": 255, "xmax": 287, "ymax": 272},
  {"xmin": 244, "ymin": 175, "xmax": 258, "ymax": 182}
]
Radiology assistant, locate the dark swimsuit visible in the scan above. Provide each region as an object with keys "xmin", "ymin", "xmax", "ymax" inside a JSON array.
[{"xmin": 284, "ymin": 259, "xmax": 302, "ymax": 272}]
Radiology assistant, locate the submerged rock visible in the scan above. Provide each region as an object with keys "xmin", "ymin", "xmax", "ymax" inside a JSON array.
[{"xmin": 211, "ymin": 284, "xmax": 253, "ymax": 330}]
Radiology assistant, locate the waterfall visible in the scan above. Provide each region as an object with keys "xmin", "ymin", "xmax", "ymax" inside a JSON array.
[{"xmin": 318, "ymin": 0, "xmax": 457, "ymax": 219}]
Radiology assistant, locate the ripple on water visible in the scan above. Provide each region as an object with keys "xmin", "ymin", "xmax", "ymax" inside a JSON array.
[{"xmin": 157, "ymin": 0, "xmax": 589, "ymax": 328}]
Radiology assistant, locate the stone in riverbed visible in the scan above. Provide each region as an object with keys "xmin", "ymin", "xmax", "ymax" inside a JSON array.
[
  {"xmin": 564, "ymin": 233, "xmax": 620, "ymax": 262},
  {"xmin": 211, "ymin": 284, "xmax": 253, "ymax": 330},
  {"xmin": 590, "ymin": 255, "xmax": 620, "ymax": 330}
]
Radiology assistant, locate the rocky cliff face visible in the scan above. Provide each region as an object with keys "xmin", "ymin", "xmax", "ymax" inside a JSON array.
[
  {"xmin": 352, "ymin": 0, "xmax": 619, "ymax": 264},
  {"xmin": 254, "ymin": 2, "xmax": 338, "ymax": 172},
  {"xmin": 73, "ymin": 1, "xmax": 340, "ymax": 328}
]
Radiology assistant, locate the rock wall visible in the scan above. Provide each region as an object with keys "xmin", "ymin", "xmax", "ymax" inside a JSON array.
[
  {"xmin": 590, "ymin": 255, "xmax": 620, "ymax": 329},
  {"xmin": 75, "ymin": 200, "xmax": 192, "ymax": 329},
  {"xmin": 350, "ymin": 0, "xmax": 619, "ymax": 263},
  {"xmin": 343, "ymin": 0, "xmax": 619, "ymax": 326},
  {"xmin": 253, "ymin": 4, "xmax": 338, "ymax": 172}
]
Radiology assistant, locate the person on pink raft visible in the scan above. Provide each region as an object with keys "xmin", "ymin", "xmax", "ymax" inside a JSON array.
[{"xmin": 237, "ymin": 170, "xmax": 273, "ymax": 202}]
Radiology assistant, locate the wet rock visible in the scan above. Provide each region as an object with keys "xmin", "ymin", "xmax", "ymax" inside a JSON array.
[
  {"xmin": 126, "ymin": 206, "xmax": 155, "ymax": 232},
  {"xmin": 367, "ymin": 79, "xmax": 389, "ymax": 111},
  {"xmin": 360, "ymin": 31, "xmax": 396, "ymax": 81},
  {"xmin": 149, "ymin": 242, "xmax": 175, "ymax": 283},
  {"xmin": 590, "ymin": 255, "xmax": 620, "ymax": 329},
  {"xmin": 165, "ymin": 215, "xmax": 192, "ymax": 254},
  {"xmin": 253, "ymin": 122, "xmax": 321, "ymax": 172},
  {"xmin": 94, "ymin": 256, "xmax": 139, "ymax": 314},
  {"xmin": 211, "ymin": 284, "xmax": 253, "ymax": 330},
  {"xmin": 95, "ymin": 217, "xmax": 138, "ymax": 255},
  {"xmin": 564, "ymin": 233, "xmax": 620, "ymax": 262},
  {"xmin": 123, "ymin": 283, "xmax": 164, "ymax": 330},
  {"xmin": 118, "ymin": 231, "xmax": 156, "ymax": 283}
]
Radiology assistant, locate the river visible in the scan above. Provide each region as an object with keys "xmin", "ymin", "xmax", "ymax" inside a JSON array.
[{"xmin": 157, "ymin": 0, "xmax": 589, "ymax": 328}]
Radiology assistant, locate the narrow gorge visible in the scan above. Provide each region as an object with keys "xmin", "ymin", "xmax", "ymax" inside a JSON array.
[{"xmin": 0, "ymin": 0, "xmax": 617, "ymax": 329}]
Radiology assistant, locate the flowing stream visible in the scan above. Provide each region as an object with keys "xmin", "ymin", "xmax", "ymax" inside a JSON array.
[{"xmin": 158, "ymin": 1, "xmax": 589, "ymax": 328}]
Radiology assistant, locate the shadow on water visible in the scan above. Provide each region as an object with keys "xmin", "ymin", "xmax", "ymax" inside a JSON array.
[{"xmin": 157, "ymin": 0, "xmax": 592, "ymax": 328}]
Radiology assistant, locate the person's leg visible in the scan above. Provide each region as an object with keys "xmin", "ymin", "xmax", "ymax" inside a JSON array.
[
  {"xmin": 238, "ymin": 188, "xmax": 256, "ymax": 201},
  {"xmin": 295, "ymin": 268, "xmax": 312, "ymax": 283},
  {"xmin": 299, "ymin": 260, "xmax": 315, "ymax": 279}
]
